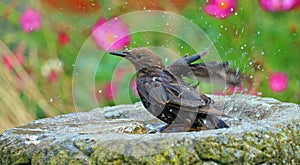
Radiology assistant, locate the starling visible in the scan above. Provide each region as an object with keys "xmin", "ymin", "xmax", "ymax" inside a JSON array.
[{"xmin": 110, "ymin": 47, "xmax": 231, "ymax": 132}]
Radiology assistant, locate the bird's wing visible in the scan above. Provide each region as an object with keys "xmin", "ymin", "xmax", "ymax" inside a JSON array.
[
  {"xmin": 188, "ymin": 62, "xmax": 242, "ymax": 86},
  {"xmin": 145, "ymin": 71, "xmax": 228, "ymax": 117},
  {"xmin": 168, "ymin": 54, "xmax": 250, "ymax": 86}
]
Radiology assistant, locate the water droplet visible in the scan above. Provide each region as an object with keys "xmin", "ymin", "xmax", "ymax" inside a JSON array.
[
  {"xmin": 257, "ymin": 92, "xmax": 262, "ymax": 95},
  {"xmin": 257, "ymin": 31, "xmax": 260, "ymax": 35},
  {"xmin": 108, "ymin": 7, "xmax": 111, "ymax": 10},
  {"xmin": 50, "ymin": 98, "xmax": 53, "ymax": 103},
  {"xmin": 165, "ymin": 58, "xmax": 169, "ymax": 63},
  {"xmin": 98, "ymin": 90, "xmax": 102, "ymax": 93},
  {"xmin": 257, "ymin": 64, "xmax": 261, "ymax": 69}
]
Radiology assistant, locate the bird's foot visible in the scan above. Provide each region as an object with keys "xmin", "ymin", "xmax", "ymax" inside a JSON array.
[{"xmin": 157, "ymin": 119, "xmax": 206, "ymax": 133}]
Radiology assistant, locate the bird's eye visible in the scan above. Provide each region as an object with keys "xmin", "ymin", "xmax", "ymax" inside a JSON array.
[{"xmin": 137, "ymin": 53, "xmax": 143, "ymax": 59}]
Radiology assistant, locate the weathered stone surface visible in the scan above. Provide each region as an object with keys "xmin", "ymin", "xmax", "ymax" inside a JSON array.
[{"xmin": 0, "ymin": 95, "xmax": 299, "ymax": 164}]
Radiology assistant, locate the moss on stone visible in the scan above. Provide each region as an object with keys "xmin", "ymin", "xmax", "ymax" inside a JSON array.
[{"xmin": 0, "ymin": 95, "xmax": 299, "ymax": 164}]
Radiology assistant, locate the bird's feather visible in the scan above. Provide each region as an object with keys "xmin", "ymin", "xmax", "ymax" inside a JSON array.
[{"xmin": 137, "ymin": 70, "xmax": 228, "ymax": 117}]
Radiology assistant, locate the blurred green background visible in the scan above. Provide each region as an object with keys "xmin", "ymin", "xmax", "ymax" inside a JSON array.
[{"xmin": 0, "ymin": 0, "xmax": 299, "ymax": 132}]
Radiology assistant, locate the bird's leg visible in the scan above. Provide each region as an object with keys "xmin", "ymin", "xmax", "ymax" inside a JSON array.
[
  {"xmin": 146, "ymin": 123, "xmax": 181, "ymax": 133},
  {"xmin": 158, "ymin": 124, "xmax": 173, "ymax": 132},
  {"xmin": 158, "ymin": 119, "xmax": 201, "ymax": 133},
  {"xmin": 187, "ymin": 119, "xmax": 208, "ymax": 131},
  {"xmin": 158, "ymin": 123, "xmax": 189, "ymax": 133}
]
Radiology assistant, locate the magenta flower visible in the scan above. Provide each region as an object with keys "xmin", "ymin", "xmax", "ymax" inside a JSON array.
[
  {"xmin": 58, "ymin": 31, "xmax": 70, "ymax": 46},
  {"xmin": 20, "ymin": 9, "xmax": 42, "ymax": 33},
  {"xmin": 269, "ymin": 72, "xmax": 288, "ymax": 92},
  {"xmin": 91, "ymin": 18, "xmax": 131, "ymax": 51},
  {"xmin": 104, "ymin": 82, "xmax": 119, "ymax": 100},
  {"xmin": 203, "ymin": 0, "xmax": 237, "ymax": 19},
  {"xmin": 259, "ymin": 0, "xmax": 300, "ymax": 12}
]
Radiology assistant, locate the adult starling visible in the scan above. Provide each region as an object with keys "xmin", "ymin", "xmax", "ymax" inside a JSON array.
[{"xmin": 110, "ymin": 47, "xmax": 231, "ymax": 132}]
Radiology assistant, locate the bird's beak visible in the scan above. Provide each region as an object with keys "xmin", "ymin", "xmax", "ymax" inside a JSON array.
[{"xmin": 109, "ymin": 50, "xmax": 128, "ymax": 57}]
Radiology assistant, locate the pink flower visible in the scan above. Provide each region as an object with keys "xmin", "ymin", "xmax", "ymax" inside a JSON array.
[
  {"xmin": 227, "ymin": 85, "xmax": 243, "ymax": 94},
  {"xmin": 14, "ymin": 45, "xmax": 25, "ymax": 65},
  {"xmin": 259, "ymin": 0, "xmax": 300, "ymax": 12},
  {"xmin": 104, "ymin": 82, "xmax": 119, "ymax": 100},
  {"xmin": 91, "ymin": 18, "xmax": 131, "ymax": 51},
  {"xmin": 48, "ymin": 70, "xmax": 60, "ymax": 84},
  {"xmin": 131, "ymin": 79, "xmax": 139, "ymax": 97},
  {"xmin": 203, "ymin": 0, "xmax": 237, "ymax": 19},
  {"xmin": 2, "ymin": 55, "xmax": 13, "ymax": 71},
  {"xmin": 213, "ymin": 91, "xmax": 226, "ymax": 96},
  {"xmin": 269, "ymin": 72, "xmax": 288, "ymax": 92},
  {"xmin": 2, "ymin": 54, "xmax": 25, "ymax": 71},
  {"xmin": 58, "ymin": 31, "xmax": 70, "ymax": 46},
  {"xmin": 15, "ymin": 54, "xmax": 24, "ymax": 65},
  {"xmin": 41, "ymin": 59, "xmax": 63, "ymax": 84},
  {"xmin": 114, "ymin": 67, "xmax": 127, "ymax": 84},
  {"xmin": 20, "ymin": 9, "xmax": 42, "ymax": 32}
]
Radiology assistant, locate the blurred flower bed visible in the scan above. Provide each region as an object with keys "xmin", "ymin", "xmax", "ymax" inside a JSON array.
[{"xmin": 0, "ymin": 0, "xmax": 299, "ymax": 132}]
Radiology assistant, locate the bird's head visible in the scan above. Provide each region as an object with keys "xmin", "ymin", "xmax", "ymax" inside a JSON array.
[{"xmin": 109, "ymin": 47, "xmax": 164, "ymax": 71}]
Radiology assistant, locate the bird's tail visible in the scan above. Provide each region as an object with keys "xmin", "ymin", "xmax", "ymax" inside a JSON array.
[{"xmin": 206, "ymin": 115, "xmax": 229, "ymax": 129}]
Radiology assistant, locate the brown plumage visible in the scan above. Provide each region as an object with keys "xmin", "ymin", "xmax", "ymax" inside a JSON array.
[
  {"xmin": 167, "ymin": 52, "xmax": 250, "ymax": 87},
  {"xmin": 110, "ymin": 47, "xmax": 232, "ymax": 132}
]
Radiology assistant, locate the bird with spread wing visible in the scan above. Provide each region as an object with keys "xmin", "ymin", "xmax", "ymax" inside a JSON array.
[{"xmin": 110, "ymin": 47, "xmax": 248, "ymax": 132}]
